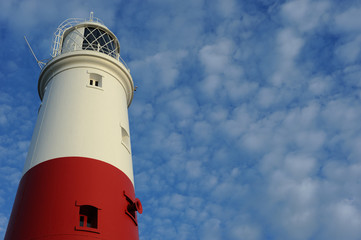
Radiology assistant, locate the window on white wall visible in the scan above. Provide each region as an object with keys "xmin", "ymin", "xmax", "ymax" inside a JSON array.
[{"xmin": 88, "ymin": 73, "xmax": 102, "ymax": 88}]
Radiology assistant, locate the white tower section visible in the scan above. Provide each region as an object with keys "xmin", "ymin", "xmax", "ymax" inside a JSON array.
[{"xmin": 24, "ymin": 17, "xmax": 135, "ymax": 183}]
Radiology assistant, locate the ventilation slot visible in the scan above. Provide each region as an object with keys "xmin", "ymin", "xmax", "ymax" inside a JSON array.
[{"xmin": 121, "ymin": 127, "xmax": 131, "ymax": 152}]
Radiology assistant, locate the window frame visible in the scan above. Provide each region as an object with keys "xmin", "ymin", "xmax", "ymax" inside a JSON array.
[
  {"xmin": 75, "ymin": 201, "xmax": 101, "ymax": 234},
  {"xmin": 86, "ymin": 72, "xmax": 104, "ymax": 90}
]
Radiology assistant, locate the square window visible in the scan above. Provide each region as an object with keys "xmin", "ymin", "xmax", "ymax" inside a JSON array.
[
  {"xmin": 79, "ymin": 205, "xmax": 98, "ymax": 229},
  {"xmin": 87, "ymin": 73, "xmax": 103, "ymax": 88},
  {"xmin": 75, "ymin": 203, "xmax": 100, "ymax": 234}
]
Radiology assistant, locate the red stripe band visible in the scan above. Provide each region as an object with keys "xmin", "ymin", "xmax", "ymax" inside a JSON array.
[{"xmin": 5, "ymin": 157, "xmax": 140, "ymax": 240}]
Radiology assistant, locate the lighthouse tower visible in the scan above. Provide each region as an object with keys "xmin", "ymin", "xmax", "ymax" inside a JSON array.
[{"xmin": 5, "ymin": 14, "xmax": 142, "ymax": 239}]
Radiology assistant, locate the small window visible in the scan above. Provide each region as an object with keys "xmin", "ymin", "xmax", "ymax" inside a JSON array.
[
  {"xmin": 79, "ymin": 205, "xmax": 98, "ymax": 229},
  {"xmin": 89, "ymin": 79, "xmax": 100, "ymax": 86},
  {"xmin": 75, "ymin": 202, "xmax": 101, "ymax": 234},
  {"xmin": 87, "ymin": 73, "xmax": 102, "ymax": 88}
]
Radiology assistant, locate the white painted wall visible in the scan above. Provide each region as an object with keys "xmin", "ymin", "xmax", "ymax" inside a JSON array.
[{"xmin": 24, "ymin": 51, "xmax": 135, "ymax": 184}]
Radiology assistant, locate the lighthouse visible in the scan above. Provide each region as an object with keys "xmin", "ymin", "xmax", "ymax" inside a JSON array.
[{"xmin": 5, "ymin": 13, "xmax": 142, "ymax": 239}]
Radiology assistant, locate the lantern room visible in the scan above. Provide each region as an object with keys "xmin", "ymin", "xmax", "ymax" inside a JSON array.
[{"xmin": 51, "ymin": 12, "xmax": 122, "ymax": 61}]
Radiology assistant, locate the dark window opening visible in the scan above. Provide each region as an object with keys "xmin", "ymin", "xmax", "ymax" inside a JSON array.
[
  {"xmin": 79, "ymin": 215, "xmax": 85, "ymax": 227},
  {"xmin": 89, "ymin": 79, "xmax": 101, "ymax": 87},
  {"xmin": 79, "ymin": 205, "xmax": 98, "ymax": 229}
]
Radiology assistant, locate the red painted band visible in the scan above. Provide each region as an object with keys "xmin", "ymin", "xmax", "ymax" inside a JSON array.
[{"xmin": 5, "ymin": 157, "xmax": 140, "ymax": 240}]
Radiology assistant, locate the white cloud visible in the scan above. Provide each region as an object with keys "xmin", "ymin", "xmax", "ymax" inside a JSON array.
[
  {"xmin": 0, "ymin": 0, "xmax": 119, "ymax": 31},
  {"xmin": 308, "ymin": 76, "xmax": 332, "ymax": 96},
  {"xmin": 130, "ymin": 50, "xmax": 188, "ymax": 94},
  {"xmin": 185, "ymin": 160, "xmax": 203, "ymax": 178},
  {"xmin": 271, "ymin": 28, "xmax": 304, "ymax": 86},
  {"xmin": 201, "ymin": 218, "xmax": 221, "ymax": 240},
  {"xmin": 0, "ymin": 105, "xmax": 12, "ymax": 126},
  {"xmin": 321, "ymin": 200, "xmax": 361, "ymax": 240},
  {"xmin": 295, "ymin": 130, "xmax": 326, "ymax": 152},
  {"xmin": 229, "ymin": 224, "xmax": 261, "ymax": 240},
  {"xmin": 335, "ymin": 35, "xmax": 361, "ymax": 63},
  {"xmin": 284, "ymin": 154, "xmax": 317, "ymax": 179},
  {"xmin": 164, "ymin": 88, "xmax": 196, "ymax": 120},
  {"xmin": 0, "ymin": 167, "xmax": 21, "ymax": 187},
  {"xmin": 266, "ymin": 171, "xmax": 319, "ymax": 239},
  {"xmin": 281, "ymin": 0, "xmax": 330, "ymax": 32},
  {"xmin": 200, "ymin": 75, "xmax": 222, "ymax": 98},
  {"xmin": 198, "ymin": 38, "xmax": 255, "ymax": 103},
  {"xmin": 130, "ymin": 102, "xmax": 154, "ymax": 121},
  {"xmin": 321, "ymin": 98, "xmax": 361, "ymax": 133},
  {"xmin": 331, "ymin": 6, "xmax": 361, "ymax": 66},
  {"xmin": 199, "ymin": 39, "xmax": 235, "ymax": 75},
  {"xmin": 192, "ymin": 121, "xmax": 212, "ymax": 142},
  {"xmin": 256, "ymin": 87, "xmax": 276, "ymax": 108},
  {"xmin": 277, "ymin": 28, "xmax": 304, "ymax": 59},
  {"xmin": 334, "ymin": 7, "xmax": 361, "ymax": 33},
  {"xmin": 215, "ymin": 0, "xmax": 238, "ymax": 18}
]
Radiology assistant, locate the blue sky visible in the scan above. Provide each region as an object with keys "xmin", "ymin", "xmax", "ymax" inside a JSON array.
[{"xmin": 1, "ymin": 0, "xmax": 361, "ymax": 239}]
